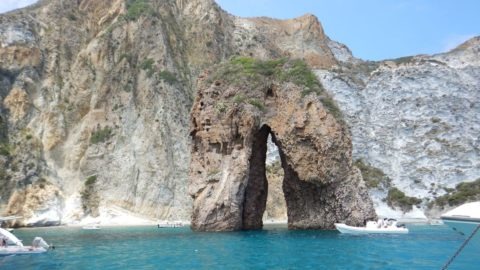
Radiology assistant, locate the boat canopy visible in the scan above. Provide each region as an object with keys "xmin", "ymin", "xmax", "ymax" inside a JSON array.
[
  {"xmin": 0, "ymin": 228, "xmax": 23, "ymax": 247},
  {"xmin": 441, "ymin": 202, "xmax": 480, "ymax": 219}
]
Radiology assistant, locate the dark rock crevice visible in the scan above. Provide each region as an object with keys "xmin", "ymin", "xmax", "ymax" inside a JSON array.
[{"xmin": 242, "ymin": 124, "xmax": 270, "ymax": 230}]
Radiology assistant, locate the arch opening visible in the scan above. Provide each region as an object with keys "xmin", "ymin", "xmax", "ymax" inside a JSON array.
[{"xmin": 242, "ymin": 125, "xmax": 287, "ymax": 230}]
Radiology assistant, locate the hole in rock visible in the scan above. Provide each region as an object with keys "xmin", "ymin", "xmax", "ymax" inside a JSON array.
[{"xmin": 242, "ymin": 125, "xmax": 287, "ymax": 230}]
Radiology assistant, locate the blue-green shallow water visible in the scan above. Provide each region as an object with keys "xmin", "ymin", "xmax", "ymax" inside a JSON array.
[{"xmin": 0, "ymin": 225, "xmax": 478, "ymax": 270}]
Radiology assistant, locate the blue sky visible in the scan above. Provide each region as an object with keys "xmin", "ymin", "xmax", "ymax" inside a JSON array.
[
  {"xmin": 1, "ymin": 0, "xmax": 478, "ymax": 60},
  {"xmin": 216, "ymin": 0, "xmax": 479, "ymax": 60}
]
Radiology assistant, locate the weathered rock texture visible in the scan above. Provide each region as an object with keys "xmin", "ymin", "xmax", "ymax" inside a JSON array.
[{"xmin": 189, "ymin": 59, "xmax": 376, "ymax": 231}]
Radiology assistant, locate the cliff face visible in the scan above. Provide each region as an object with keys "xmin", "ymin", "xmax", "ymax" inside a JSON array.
[
  {"xmin": 317, "ymin": 37, "xmax": 480, "ymax": 218},
  {"xmin": 0, "ymin": 0, "xmax": 343, "ymax": 226},
  {"xmin": 0, "ymin": 0, "xmax": 478, "ymax": 226}
]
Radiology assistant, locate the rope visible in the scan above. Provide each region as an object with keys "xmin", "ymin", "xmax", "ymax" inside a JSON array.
[{"xmin": 442, "ymin": 223, "xmax": 480, "ymax": 270}]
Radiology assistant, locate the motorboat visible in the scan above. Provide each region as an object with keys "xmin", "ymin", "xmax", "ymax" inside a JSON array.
[
  {"xmin": 0, "ymin": 228, "xmax": 50, "ymax": 256},
  {"xmin": 335, "ymin": 219, "xmax": 409, "ymax": 234},
  {"xmin": 157, "ymin": 221, "xmax": 184, "ymax": 228},
  {"xmin": 441, "ymin": 201, "xmax": 480, "ymax": 236},
  {"xmin": 82, "ymin": 225, "xmax": 101, "ymax": 230}
]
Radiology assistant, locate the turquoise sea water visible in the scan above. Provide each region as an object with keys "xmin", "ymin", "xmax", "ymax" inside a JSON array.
[{"xmin": 0, "ymin": 225, "xmax": 478, "ymax": 270}]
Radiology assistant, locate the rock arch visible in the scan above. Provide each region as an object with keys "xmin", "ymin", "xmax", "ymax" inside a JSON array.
[{"xmin": 189, "ymin": 59, "xmax": 376, "ymax": 231}]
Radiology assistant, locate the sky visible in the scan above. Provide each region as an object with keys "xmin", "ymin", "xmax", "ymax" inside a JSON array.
[
  {"xmin": 1, "ymin": 0, "xmax": 478, "ymax": 60},
  {"xmin": 216, "ymin": 0, "xmax": 480, "ymax": 60}
]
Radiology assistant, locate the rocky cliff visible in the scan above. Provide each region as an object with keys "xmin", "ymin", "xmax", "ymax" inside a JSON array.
[
  {"xmin": 0, "ymin": 0, "xmax": 478, "ymax": 226},
  {"xmin": 316, "ymin": 37, "xmax": 480, "ymax": 218},
  {"xmin": 189, "ymin": 58, "xmax": 375, "ymax": 231},
  {"xmin": 0, "ymin": 0, "xmax": 345, "ymax": 226}
]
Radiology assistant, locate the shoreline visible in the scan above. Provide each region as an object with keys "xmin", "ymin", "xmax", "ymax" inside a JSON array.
[{"xmin": 10, "ymin": 218, "xmax": 441, "ymax": 230}]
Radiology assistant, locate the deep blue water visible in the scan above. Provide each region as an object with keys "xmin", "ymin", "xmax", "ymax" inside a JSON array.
[{"xmin": 0, "ymin": 224, "xmax": 478, "ymax": 270}]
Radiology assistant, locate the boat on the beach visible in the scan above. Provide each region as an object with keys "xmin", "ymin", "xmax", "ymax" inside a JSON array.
[
  {"xmin": 0, "ymin": 228, "xmax": 50, "ymax": 256},
  {"xmin": 335, "ymin": 219, "xmax": 409, "ymax": 234},
  {"xmin": 157, "ymin": 221, "xmax": 184, "ymax": 228},
  {"xmin": 441, "ymin": 201, "xmax": 480, "ymax": 236},
  {"xmin": 82, "ymin": 225, "xmax": 101, "ymax": 230}
]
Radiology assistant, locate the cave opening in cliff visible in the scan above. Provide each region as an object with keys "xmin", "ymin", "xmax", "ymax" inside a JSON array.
[{"xmin": 242, "ymin": 125, "xmax": 287, "ymax": 230}]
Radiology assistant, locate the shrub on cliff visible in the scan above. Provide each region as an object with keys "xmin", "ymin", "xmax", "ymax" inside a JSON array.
[
  {"xmin": 428, "ymin": 178, "xmax": 480, "ymax": 208},
  {"xmin": 386, "ymin": 187, "xmax": 422, "ymax": 212},
  {"xmin": 354, "ymin": 159, "xmax": 392, "ymax": 190},
  {"xmin": 158, "ymin": 70, "xmax": 178, "ymax": 85},
  {"xmin": 90, "ymin": 127, "xmax": 113, "ymax": 144},
  {"xmin": 81, "ymin": 175, "xmax": 100, "ymax": 217}
]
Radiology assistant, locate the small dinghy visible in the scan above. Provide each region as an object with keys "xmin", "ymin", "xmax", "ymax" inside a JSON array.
[
  {"xmin": 82, "ymin": 225, "xmax": 101, "ymax": 230},
  {"xmin": 0, "ymin": 228, "xmax": 50, "ymax": 256},
  {"xmin": 335, "ymin": 219, "xmax": 409, "ymax": 234},
  {"xmin": 157, "ymin": 221, "xmax": 184, "ymax": 228}
]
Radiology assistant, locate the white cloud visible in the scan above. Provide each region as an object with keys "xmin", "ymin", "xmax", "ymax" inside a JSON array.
[
  {"xmin": 443, "ymin": 34, "xmax": 476, "ymax": 52},
  {"xmin": 0, "ymin": 0, "xmax": 38, "ymax": 14}
]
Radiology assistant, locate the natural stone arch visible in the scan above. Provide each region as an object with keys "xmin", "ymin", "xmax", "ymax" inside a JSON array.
[{"xmin": 189, "ymin": 58, "xmax": 376, "ymax": 231}]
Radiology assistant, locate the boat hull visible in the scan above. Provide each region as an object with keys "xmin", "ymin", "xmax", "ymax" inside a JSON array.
[
  {"xmin": 82, "ymin": 226, "xmax": 100, "ymax": 230},
  {"xmin": 442, "ymin": 218, "xmax": 480, "ymax": 236},
  {"xmin": 0, "ymin": 246, "xmax": 47, "ymax": 256},
  {"xmin": 335, "ymin": 223, "xmax": 409, "ymax": 234}
]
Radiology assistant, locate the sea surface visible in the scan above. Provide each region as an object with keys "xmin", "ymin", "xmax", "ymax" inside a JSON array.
[{"xmin": 0, "ymin": 224, "xmax": 478, "ymax": 269}]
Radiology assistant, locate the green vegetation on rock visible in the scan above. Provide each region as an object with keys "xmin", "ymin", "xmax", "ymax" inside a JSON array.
[
  {"xmin": 157, "ymin": 70, "xmax": 177, "ymax": 85},
  {"xmin": 207, "ymin": 57, "xmax": 343, "ymax": 121},
  {"xmin": 354, "ymin": 159, "xmax": 392, "ymax": 190},
  {"xmin": 429, "ymin": 178, "xmax": 480, "ymax": 208},
  {"xmin": 140, "ymin": 58, "xmax": 155, "ymax": 77},
  {"xmin": 125, "ymin": 0, "xmax": 151, "ymax": 21},
  {"xmin": 81, "ymin": 175, "xmax": 99, "ymax": 216},
  {"xmin": 0, "ymin": 144, "xmax": 11, "ymax": 156},
  {"xmin": 386, "ymin": 187, "xmax": 422, "ymax": 212},
  {"xmin": 320, "ymin": 97, "xmax": 343, "ymax": 123},
  {"xmin": 248, "ymin": 98, "xmax": 266, "ymax": 112},
  {"xmin": 232, "ymin": 94, "xmax": 247, "ymax": 104},
  {"xmin": 90, "ymin": 127, "xmax": 113, "ymax": 144},
  {"xmin": 85, "ymin": 175, "xmax": 97, "ymax": 186}
]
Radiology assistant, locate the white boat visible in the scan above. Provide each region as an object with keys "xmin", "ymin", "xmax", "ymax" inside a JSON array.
[
  {"xmin": 441, "ymin": 201, "xmax": 480, "ymax": 236},
  {"xmin": 335, "ymin": 219, "xmax": 409, "ymax": 234},
  {"xmin": 157, "ymin": 221, "xmax": 184, "ymax": 228},
  {"xmin": 82, "ymin": 225, "xmax": 101, "ymax": 230},
  {"xmin": 0, "ymin": 228, "xmax": 50, "ymax": 256}
]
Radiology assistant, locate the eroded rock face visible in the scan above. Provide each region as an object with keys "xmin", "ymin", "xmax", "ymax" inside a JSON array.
[{"xmin": 189, "ymin": 60, "xmax": 376, "ymax": 231}]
